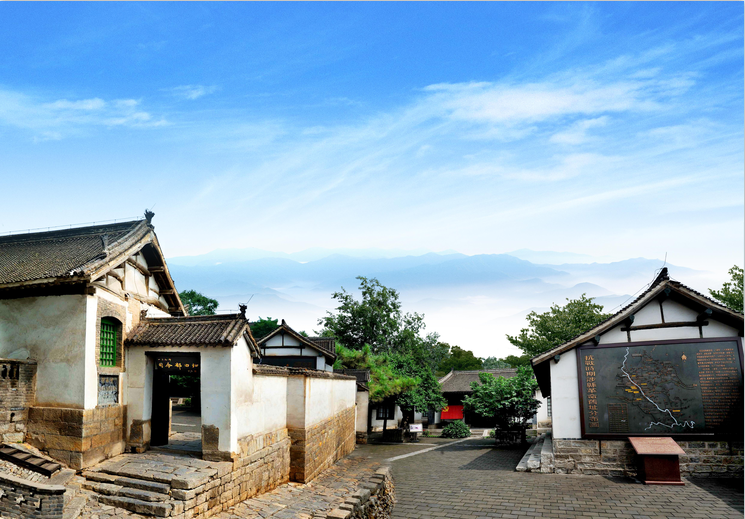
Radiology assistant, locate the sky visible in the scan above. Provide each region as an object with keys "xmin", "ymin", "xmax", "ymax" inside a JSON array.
[{"xmin": 0, "ymin": 2, "xmax": 743, "ymax": 276}]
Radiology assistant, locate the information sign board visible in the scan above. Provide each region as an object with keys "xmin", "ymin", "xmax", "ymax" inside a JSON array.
[
  {"xmin": 409, "ymin": 423, "xmax": 423, "ymax": 433},
  {"xmin": 578, "ymin": 338, "xmax": 743, "ymax": 437}
]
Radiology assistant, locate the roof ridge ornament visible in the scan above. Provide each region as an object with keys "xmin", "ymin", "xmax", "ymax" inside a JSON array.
[
  {"xmin": 144, "ymin": 209, "xmax": 155, "ymax": 226},
  {"xmin": 239, "ymin": 304, "xmax": 247, "ymax": 318}
]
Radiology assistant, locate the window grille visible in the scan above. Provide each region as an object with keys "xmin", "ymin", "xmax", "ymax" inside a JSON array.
[
  {"xmin": 547, "ymin": 396, "xmax": 552, "ymax": 417},
  {"xmin": 100, "ymin": 319, "xmax": 117, "ymax": 367}
]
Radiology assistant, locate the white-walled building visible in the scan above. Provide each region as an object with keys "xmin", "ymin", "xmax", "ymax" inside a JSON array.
[
  {"xmin": 256, "ymin": 320, "xmax": 336, "ymax": 371},
  {"xmin": 531, "ymin": 268, "xmax": 743, "ymax": 477}
]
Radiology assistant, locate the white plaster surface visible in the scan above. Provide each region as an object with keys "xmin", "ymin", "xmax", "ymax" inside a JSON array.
[
  {"xmin": 550, "ymin": 348, "xmax": 581, "ymax": 439},
  {"xmin": 0, "ymin": 294, "xmax": 89, "ymax": 407},
  {"xmin": 355, "ymin": 391, "xmax": 369, "ymax": 433}
]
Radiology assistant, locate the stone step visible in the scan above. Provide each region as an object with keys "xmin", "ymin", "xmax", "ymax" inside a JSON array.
[
  {"xmin": 118, "ymin": 487, "xmax": 169, "ymax": 503},
  {"xmin": 515, "ymin": 433, "xmax": 546, "ymax": 472},
  {"xmin": 540, "ymin": 433, "xmax": 554, "ymax": 474},
  {"xmin": 82, "ymin": 471, "xmax": 171, "ymax": 494},
  {"xmin": 96, "ymin": 495, "xmax": 172, "ymax": 518}
]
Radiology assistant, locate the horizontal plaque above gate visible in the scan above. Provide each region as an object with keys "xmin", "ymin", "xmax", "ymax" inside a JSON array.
[{"xmin": 153, "ymin": 353, "xmax": 200, "ymax": 374}]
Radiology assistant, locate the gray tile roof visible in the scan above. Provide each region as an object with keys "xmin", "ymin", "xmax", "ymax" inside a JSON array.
[
  {"xmin": 257, "ymin": 320, "xmax": 337, "ymax": 361},
  {"xmin": 438, "ymin": 369, "xmax": 517, "ymax": 393},
  {"xmin": 0, "ymin": 220, "xmax": 145, "ymax": 285},
  {"xmin": 127, "ymin": 314, "xmax": 257, "ymax": 351}
]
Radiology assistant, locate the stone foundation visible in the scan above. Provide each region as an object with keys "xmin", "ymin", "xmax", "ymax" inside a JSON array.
[
  {"xmin": 27, "ymin": 405, "xmax": 126, "ymax": 470},
  {"xmin": 127, "ymin": 419, "xmax": 151, "ymax": 453},
  {"xmin": 553, "ymin": 438, "xmax": 744, "ymax": 478},
  {"xmin": 322, "ymin": 466, "xmax": 394, "ymax": 519},
  {"xmin": 290, "ymin": 406, "xmax": 356, "ymax": 483},
  {"xmin": 355, "ymin": 431, "xmax": 368, "ymax": 444},
  {"xmin": 0, "ymin": 359, "xmax": 36, "ymax": 443},
  {"xmin": 0, "ymin": 471, "xmax": 65, "ymax": 519}
]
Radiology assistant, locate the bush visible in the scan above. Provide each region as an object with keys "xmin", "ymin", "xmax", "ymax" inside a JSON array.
[{"xmin": 441, "ymin": 421, "xmax": 471, "ymax": 438}]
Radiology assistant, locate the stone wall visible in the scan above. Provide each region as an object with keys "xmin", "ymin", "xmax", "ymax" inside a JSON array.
[
  {"xmin": 553, "ymin": 438, "xmax": 744, "ymax": 478},
  {"xmin": 290, "ymin": 406, "xmax": 356, "ymax": 483},
  {"xmin": 0, "ymin": 359, "xmax": 36, "ymax": 443},
  {"xmin": 172, "ymin": 428, "xmax": 290, "ymax": 518},
  {"xmin": 0, "ymin": 471, "xmax": 65, "ymax": 519},
  {"xmin": 318, "ymin": 466, "xmax": 394, "ymax": 519},
  {"xmin": 26, "ymin": 405, "xmax": 126, "ymax": 470}
]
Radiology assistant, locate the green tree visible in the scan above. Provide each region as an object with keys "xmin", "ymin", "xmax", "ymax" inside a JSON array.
[
  {"xmin": 318, "ymin": 276, "xmax": 435, "ymax": 355},
  {"xmin": 463, "ymin": 366, "xmax": 540, "ymax": 444},
  {"xmin": 507, "ymin": 294, "xmax": 610, "ymax": 357},
  {"xmin": 333, "ymin": 344, "xmax": 418, "ymax": 403},
  {"xmin": 437, "ymin": 345, "xmax": 483, "ymax": 374},
  {"xmin": 179, "ymin": 290, "xmax": 219, "ymax": 316},
  {"xmin": 482, "ymin": 356, "xmax": 513, "ymax": 369},
  {"xmin": 709, "ymin": 265, "xmax": 743, "ymax": 313},
  {"xmin": 250, "ymin": 317, "xmax": 279, "ymax": 339},
  {"xmin": 498, "ymin": 354, "xmax": 532, "ymax": 368}
]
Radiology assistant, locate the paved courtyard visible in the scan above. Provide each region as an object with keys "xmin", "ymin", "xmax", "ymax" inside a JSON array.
[{"xmin": 350, "ymin": 437, "xmax": 744, "ymax": 519}]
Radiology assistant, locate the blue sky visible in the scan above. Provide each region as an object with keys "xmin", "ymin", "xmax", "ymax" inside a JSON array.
[{"xmin": 0, "ymin": 2, "xmax": 742, "ymax": 275}]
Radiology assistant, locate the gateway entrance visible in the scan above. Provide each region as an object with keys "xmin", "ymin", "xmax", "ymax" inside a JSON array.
[{"xmin": 151, "ymin": 353, "xmax": 201, "ymax": 450}]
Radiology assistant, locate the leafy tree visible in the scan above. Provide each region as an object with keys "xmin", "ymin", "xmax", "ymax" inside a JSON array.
[
  {"xmin": 389, "ymin": 353, "xmax": 446, "ymax": 417},
  {"xmin": 507, "ymin": 294, "xmax": 610, "ymax": 357},
  {"xmin": 250, "ymin": 317, "xmax": 279, "ymax": 339},
  {"xmin": 709, "ymin": 265, "xmax": 743, "ymax": 313},
  {"xmin": 482, "ymin": 357, "xmax": 511, "ymax": 369},
  {"xmin": 179, "ymin": 290, "xmax": 218, "ymax": 316},
  {"xmin": 318, "ymin": 276, "xmax": 437, "ymax": 356},
  {"xmin": 437, "ymin": 345, "xmax": 483, "ymax": 374},
  {"xmin": 334, "ymin": 344, "xmax": 418, "ymax": 402},
  {"xmin": 497, "ymin": 355, "xmax": 532, "ymax": 368},
  {"xmin": 463, "ymin": 366, "xmax": 540, "ymax": 443}
]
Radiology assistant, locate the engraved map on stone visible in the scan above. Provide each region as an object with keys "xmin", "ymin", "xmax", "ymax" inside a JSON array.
[{"xmin": 579, "ymin": 340, "xmax": 743, "ymax": 436}]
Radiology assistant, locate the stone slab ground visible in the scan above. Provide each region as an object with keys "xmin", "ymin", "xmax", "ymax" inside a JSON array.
[{"xmin": 349, "ymin": 437, "xmax": 744, "ymax": 519}]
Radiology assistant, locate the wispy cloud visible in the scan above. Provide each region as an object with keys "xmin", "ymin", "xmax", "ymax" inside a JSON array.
[
  {"xmin": 168, "ymin": 85, "xmax": 219, "ymax": 100},
  {"xmin": 0, "ymin": 90, "xmax": 166, "ymax": 139}
]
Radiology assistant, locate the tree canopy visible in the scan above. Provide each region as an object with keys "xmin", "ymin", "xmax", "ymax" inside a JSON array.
[
  {"xmin": 506, "ymin": 294, "xmax": 610, "ymax": 357},
  {"xmin": 482, "ymin": 356, "xmax": 515, "ymax": 369},
  {"xmin": 438, "ymin": 345, "xmax": 483, "ymax": 374},
  {"xmin": 250, "ymin": 317, "xmax": 279, "ymax": 339},
  {"xmin": 463, "ymin": 366, "xmax": 540, "ymax": 433},
  {"xmin": 318, "ymin": 276, "xmax": 440, "ymax": 356},
  {"xmin": 179, "ymin": 290, "xmax": 218, "ymax": 316},
  {"xmin": 333, "ymin": 344, "xmax": 418, "ymax": 403},
  {"xmin": 709, "ymin": 265, "xmax": 743, "ymax": 313}
]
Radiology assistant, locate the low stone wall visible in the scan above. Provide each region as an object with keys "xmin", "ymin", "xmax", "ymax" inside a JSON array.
[
  {"xmin": 290, "ymin": 406, "xmax": 356, "ymax": 483},
  {"xmin": 0, "ymin": 471, "xmax": 65, "ymax": 519},
  {"xmin": 26, "ymin": 405, "xmax": 126, "ymax": 469},
  {"xmin": 0, "ymin": 359, "xmax": 36, "ymax": 444},
  {"xmin": 321, "ymin": 466, "xmax": 394, "ymax": 519},
  {"xmin": 553, "ymin": 438, "xmax": 744, "ymax": 477},
  {"xmin": 173, "ymin": 428, "xmax": 290, "ymax": 518}
]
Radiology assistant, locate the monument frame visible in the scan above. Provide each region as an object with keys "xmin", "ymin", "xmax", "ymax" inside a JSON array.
[{"xmin": 576, "ymin": 336, "xmax": 744, "ymax": 440}]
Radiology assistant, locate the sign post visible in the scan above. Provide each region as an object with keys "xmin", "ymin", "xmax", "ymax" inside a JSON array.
[{"xmin": 629, "ymin": 437, "xmax": 686, "ymax": 485}]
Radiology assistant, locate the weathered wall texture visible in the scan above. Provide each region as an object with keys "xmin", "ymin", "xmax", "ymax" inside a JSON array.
[
  {"xmin": 290, "ymin": 406, "xmax": 356, "ymax": 483},
  {"xmin": 553, "ymin": 438, "xmax": 744, "ymax": 478},
  {"xmin": 0, "ymin": 471, "xmax": 65, "ymax": 519},
  {"xmin": 0, "ymin": 359, "xmax": 36, "ymax": 443},
  {"xmin": 0, "ymin": 294, "xmax": 88, "ymax": 408},
  {"xmin": 26, "ymin": 406, "xmax": 126, "ymax": 470}
]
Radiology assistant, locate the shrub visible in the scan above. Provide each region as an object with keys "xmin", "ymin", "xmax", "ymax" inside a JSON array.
[{"xmin": 441, "ymin": 421, "xmax": 471, "ymax": 438}]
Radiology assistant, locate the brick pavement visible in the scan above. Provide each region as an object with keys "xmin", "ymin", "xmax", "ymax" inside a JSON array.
[{"xmin": 352, "ymin": 437, "xmax": 744, "ymax": 519}]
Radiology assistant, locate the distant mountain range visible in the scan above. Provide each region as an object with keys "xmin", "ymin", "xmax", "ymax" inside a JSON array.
[{"xmin": 166, "ymin": 248, "xmax": 711, "ymax": 358}]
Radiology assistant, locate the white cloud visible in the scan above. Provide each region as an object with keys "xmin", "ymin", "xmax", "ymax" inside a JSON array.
[
  {"xmin": 169, "ymin": 85, "xmax": 218, "ymax": 100},
  {"xmin": 0, "ymin": 89, "xmax": 166, "ymax": 138},
  {"xmin": 549, "ymin": 116, "xmax": 608, "ymax": 145}
]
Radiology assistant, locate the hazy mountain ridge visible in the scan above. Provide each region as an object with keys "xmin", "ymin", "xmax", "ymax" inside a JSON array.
[{"xmin": 166, "ymin": 247, "xmax": 710, "ymax": 357}]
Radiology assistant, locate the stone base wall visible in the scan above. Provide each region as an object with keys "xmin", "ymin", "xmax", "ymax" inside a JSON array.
[
  {"xmin": 27, "ymin": 405, "xmax": 126, "ymax": 470},
  {"xmin": 127, "ymin": 419, "xmax": 151, "ymax": 453},
  {"xmin": 171, "ymin": 428, "xmax": 290, "ymax": 519},
  {"xmin": 319, "ymin": 466, "xmax": 394, "ymax": 519},
  {"xmin": 355, "ymin": 432, "xmax": 368, "ymax": 444},
  {"xmin": 290, "ymin": 406, "xmax": 356, "ymax": 483},
  {"xmin": 553, "ymin": 439, "xmax": 744, "ymax": 478},
  {"xmin": 0, "ymin": 359, "xmax": 36, "ymax": 443},
  {"xmin": 0, "ymin": 471, "xmax": 65, "ymax": 519}
]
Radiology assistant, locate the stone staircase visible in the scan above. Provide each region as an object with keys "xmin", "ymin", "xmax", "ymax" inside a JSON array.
[
  {"xmin": 515, "ymin": 432, "xmax": 554, "ymax": 473},
  {"xmin": 78, "ymin": 452, "xmax": 233, "ymax": 517}
]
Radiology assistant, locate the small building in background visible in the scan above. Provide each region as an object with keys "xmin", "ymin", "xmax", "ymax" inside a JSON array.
[
  {"xmin": 256, "ymin": 320, "xmax": 336, "ymax": 371},
  {"xmin": 437, "ymin": 369, "xmax": 517, "ymax": 427}
]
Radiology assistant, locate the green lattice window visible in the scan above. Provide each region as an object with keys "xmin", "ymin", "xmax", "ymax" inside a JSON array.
[{"xmin": 100, "ymin": 319, "xmax": 117, "ymax": 367}]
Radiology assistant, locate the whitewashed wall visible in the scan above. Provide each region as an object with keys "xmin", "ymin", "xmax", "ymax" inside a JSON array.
[
  {"xmin": 286, "ymin": 374, "xmax": 356, "ymax": 430},
  {"xmin": 550, "ymin": 297, "xmax": 742, "ymax": 439},
  {"xmin": 262, "ymin": 333, "xmax": 333, "ymax": 371},
  {"xmin": 0, "ymin": 294, "xmax": 90, "ymax": 408}
]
